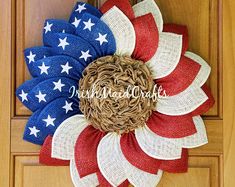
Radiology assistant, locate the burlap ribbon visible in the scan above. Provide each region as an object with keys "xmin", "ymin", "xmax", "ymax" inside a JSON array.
[{"xmin": 79, "ymin": 55, "xmax": 156, "ymax": 133}]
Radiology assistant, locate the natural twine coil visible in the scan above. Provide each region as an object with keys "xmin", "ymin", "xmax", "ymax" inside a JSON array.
[{"xmin": 79, "ymin": 55, "xmax": 156, "ymax": 133}]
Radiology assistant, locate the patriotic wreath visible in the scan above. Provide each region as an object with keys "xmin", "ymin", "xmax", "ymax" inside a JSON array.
[{"xmin": 16, "ymin": 0, "xmax": 214, "ymax": 186}]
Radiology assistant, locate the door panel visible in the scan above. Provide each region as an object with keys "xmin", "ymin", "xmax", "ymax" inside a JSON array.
[
  {"xmin": 0, "ymin": 0, "xmax": 230, "ymax": 186},
  {"xmin": 14, "ymin": 156, "xmax": 219, "ymax": 187}
]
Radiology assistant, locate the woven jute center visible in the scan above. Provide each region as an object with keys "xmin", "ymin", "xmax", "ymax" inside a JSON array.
[{"xmin": 79, "ymin": 55, "xmax": 156, "ymax": 133}]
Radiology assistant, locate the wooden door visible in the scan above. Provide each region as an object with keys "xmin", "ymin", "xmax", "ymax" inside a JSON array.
[{"xmin": 0, "ymin": 0, "xmax": 234, "ymax": 186}]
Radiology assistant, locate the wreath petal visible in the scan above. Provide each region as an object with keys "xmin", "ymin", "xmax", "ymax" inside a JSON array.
[
  {"xmin": 156, "ymin": 55, "xmax": 201, "ymax": 96},
  {"xmin": 44, "ymin": 33, "xmax": 98, "ymax": 66},
  {"xmin": 74, "ymin": 126, "xmax": 105, "ymax": 178},
  {"xmin": 181, "ymin": 116, "xmax": 208, "ymax": 148},
  {"xmin": 97, "ymin": 133, "xmax": 127, "ymax": 186},
  {"xmin": 43, "ymin": 19, "xmax": 75, "ymax": 36},
  {"xmin": 27, "ymin": 55, "xmax": 85, "ymax": 80},
  {"xmin": 74, "ymin": 13, "xmax": 116, "ymax": 56},
  {"xmin": 147, "ymin": 111, "xmax": 197, "ymax": 138},
  {"xmin": 23, "ymin": 97, "xmax": 80, "ymax": 145},
  {"xmin": 70, "ymin": 159, "xmax": 99, "ymax": 187},
  {"xmin": 39, "ymin": 135, "xmax": 70, "ymax": 166},
  {"xmin": 97, "ymin": 172, "xmax": 129, "ymax": 187},
  {"xmin": 191, "ymin": 84, "xmax": 215, "ymax": 116},
  {"xmin": 100, "ymin": 0, "xmax": 135, "ymax": 20},
  {"xmin": 135, "ymin": 125, "xmax": 182, "ymax": 160},
  {"xmin": 131, "ymin": 13, "xmax": 159, "ymax": 62},
  {"xmin": 51, "ymin": 115, "xmax": 88, "ymax": 160},
  {"xmin": 185, "ymin": 52, "xmax": 211, "ymax": 87},
  {"xmin": 120, "ymin": 132, "xmax": 161, "ymax": 174},
  {"xmin": 163, "ymin": 24, "xmax": 189, "ymax": 54},
  {"xmin": 156, "ymin": 86, "xmax": 208, "ymax": 115},
  {"xmin": 146, "ymin": 33, "xmax": 182, "ymax": 79},
  {"xmin": 69, "ymin": 2, "xmax": 102, "ymax": 23},
  {"xmin": 101, "ymin": 6, "xmax": 136, "ymax": 56},
  {"xmin": 159, "ymin": 149, "xmax": 188, "ymax": 173},
  {"xmin": 133, "ymin": 0, "xmax": 163, "ymax": 32}
]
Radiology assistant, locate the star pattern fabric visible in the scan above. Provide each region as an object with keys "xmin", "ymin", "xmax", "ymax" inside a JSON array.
[
  {"xmin": 79, "ymin": 50, "xmax": 92, "ymax": 61},
  {"xmin": 38, "ymin": 62, "xmax": 50, "ymax": 75},
  {"xmin": 16, "ymin": 2, "xmax": 116, "ymax": 146},
  {"xmin": 75, "ymin": 3, "xmax": 87, "ymax": 13},
  {"xmin": 27, "ymin": 51, "xmax": 36, "ymax": 64},
  {"xmin": 29, "ymin": 126, "xmax": 40, "ymax": 137},
  {"xmin": 35, "ymin": 91, "xmax": 47, "ymax": 103},
  {"xmin": 44, "ymin": 21, "xmax": 53, "ymax": 33},
  {"xmin": 72, "ymin": 17, "xmax": 81, "ymax": 28},
  {"xmin": 96, "ymin": 33, "xmax": 108, "ymax": 45},
  {"xmin": 83, "ymin": 18, "xmax": 95, "ymax": 31},
  {"xmin": 43, "ymin": 115, "xmax": 56, "ymax": 127},
  {"xmin": 58, "ymin": 37, "xmax": 70, "ymax": 50},
  {"xmin": 19, "ymin": 90, "xmax": 28, "ymax": 102},
  {"xmin": 75, "ymin": 13, "xmax": 116, "ymax": 56},
  {"xmin": 61, "ymin": 62, "xmax": 73, "ymax": 74}
]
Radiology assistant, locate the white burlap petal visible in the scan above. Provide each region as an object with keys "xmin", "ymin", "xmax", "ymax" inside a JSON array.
[
  {"xmin": 132, "ymin": 0, "xmax": 163, "ymax": 32},
  {"xmin": 101, "ymin": 6, "xmax": 136, "ymax": 56},
  {"xmin": 181, "ymin": 116, "xmax": 208, "ymax": 148},
  {"xmin": 117, "ymin": 142, "xmax": 163, "ymax": 187},
  {"xmin": 70, "ymin": 159, "xmax": 99, "ymax": 187},
  {"xmin": 51, "ymin": 115, "xmax": 88, "ymax": 160},
  {"xmin": 97, "ymin": 133, "xmax": 126, "ymax": 186},
  {"xmin": 156, "ymin": 86, "xmax": 208, "ymax": 116},
  {"xmin": 185, "ymin": 51, "xmax": 211, "ymax": 87},
  {"xmin": 146, "ymin": 33, "xmax": 182, "ymax": 79},
  {"xmin": 135, "ymin": 125, "xmax": 182, "ymax": 160}
]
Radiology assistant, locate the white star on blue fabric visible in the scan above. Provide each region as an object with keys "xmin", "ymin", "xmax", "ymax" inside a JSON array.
[
  {"xmin": 61, "ymin": 62, "xmax": 72, "ymax": 74},
  {"xmin": 95, "ymin": 33, "xmax": 108, "ymax": 46},
  {"xmin": 43, "ymin": 115, "xmax": 56, "ymax": 127},
  {"xmin": 38, "ymin": 62, "xmax": 50, "ymax": 75},
  {"xmin": 53, "ymin": 79, "xmax": 65, "ymax": 92},
  {"xmin": 44, "ymin": 22, "xmax": 53, "ymax": 34},
  {"xmin": 75, "ymin": 3, "xmax": 86, "ymax": 13},
  {"xmin": 58, "ymin": 37, "xmax": 69, "ymax": 50},
  {"xmin": 27, "ymin": 51, "xmax": 36, "ymax": 64},
  {"xmin": 72, "ymin": 17, "xmax": 81, "ymax": 28},
  {"xmin": 28, "ymin": 126, "xmax": 40, "ymax": 137},
  {"xmin": 35, "ymin": 91, "xmax": 47, "ymax": 103},
  {"xmin": 19, "ymin": 90, "xmax": 28, "ymax": 102},
  {"xmin": 83, "ymin": 18, "xmax": 95, "ymax": 31},
  {"xmin": 79, "ymin": 50, "xmax": 92, "ymax": 61},
  {"xmin": 62, "ymin": 30, "xmax": 65, "ymax": 33},
  {"xmin": 62, "ymin": 101, "xmax": 73, "ymax": 113}
]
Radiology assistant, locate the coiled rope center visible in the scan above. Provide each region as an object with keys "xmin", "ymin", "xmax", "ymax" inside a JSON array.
[{"xmin": 79, "ymin": 55, "xmax": 156, "ymax": 133}]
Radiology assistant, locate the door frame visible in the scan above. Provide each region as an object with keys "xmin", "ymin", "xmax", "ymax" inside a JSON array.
[
  {"xmin": 1, "ymin": 0, "xmax": 235, "ymax": 186},
  {"xmin": 0, "ymin": 0, "xmax": 11, "ymax": 186}
]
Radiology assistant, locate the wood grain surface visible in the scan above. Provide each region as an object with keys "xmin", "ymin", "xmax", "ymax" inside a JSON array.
[
  {"xmin": 0, "ymin": 0, "xmax": 11, "ymax": 186},
  {"xmin": 223, "ymin": 0, "xmax": 235, "ymax": 186},
  {"xmin": 0, "ymin": 0, "xmax": 235, "ymax": 186}
]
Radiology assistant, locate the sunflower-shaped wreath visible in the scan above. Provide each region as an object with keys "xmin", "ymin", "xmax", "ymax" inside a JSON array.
[{"xmin": 16, "ymin": 0, "xmax": 215, "ymax": 186}]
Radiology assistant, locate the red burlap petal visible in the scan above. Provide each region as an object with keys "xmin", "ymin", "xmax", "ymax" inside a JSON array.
[
  {"xmin": 163, "ymin": 24, "xmax": 189, "ymax": 54},
  {"xmin": 120, "ymin": 132, "xmax": 161, "ymax": 174},
  {"xmin": 131, "ymin": 13, "xmax": 159, "ymax": 62},
  {"xmin": 100, "ymin": 0, "xmax": 135, "ymax": 20},
  {"xmin": 159, "ymin": 149, "xmax": 188, "ymax": 173},
  {"xmin": 97, "ymin": 171, "xmax": 129, "ymax": 187},
  {"xmin": 147, "ymin": 111, "xmax": 196, "ymax": 138},
  {"xmin": 155, "ymin": 55, "xmax": 201, "ymax": 96},
  {"xmin": 191, "ymin": 84, "xmax": 215, "ymax": 116},
  {"xmin": 75, "ymin": 126, "xmax": 105, "ymax": 178},
  {"xmin": 39, "ymin": 135, "xmax": 70, "ymax": 166}
]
